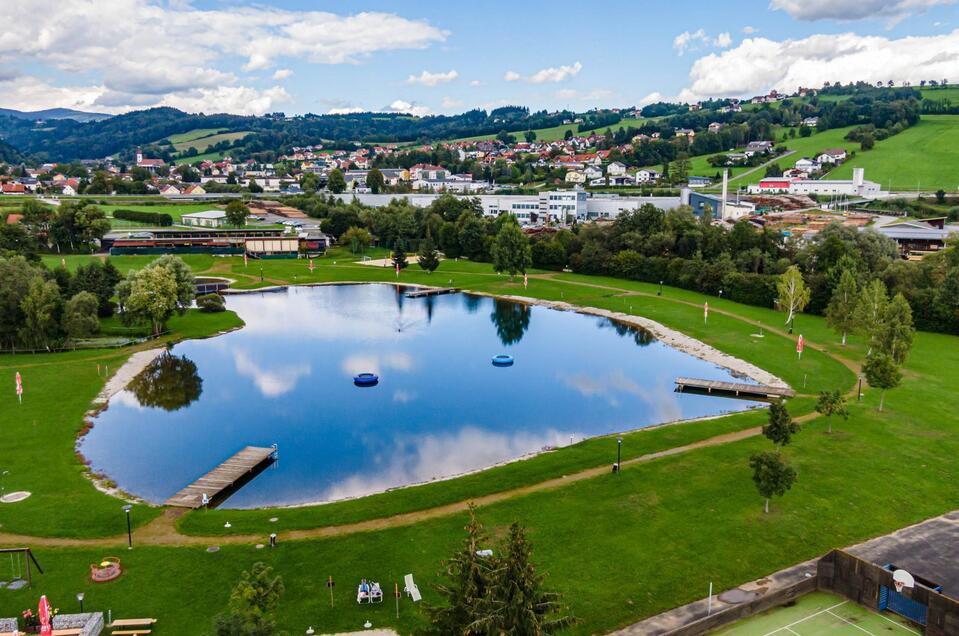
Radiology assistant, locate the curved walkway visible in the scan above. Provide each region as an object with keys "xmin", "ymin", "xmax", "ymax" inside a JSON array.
[{"xmin": 0, "ymin": 271, "xmax": 860, "ymax": 549}]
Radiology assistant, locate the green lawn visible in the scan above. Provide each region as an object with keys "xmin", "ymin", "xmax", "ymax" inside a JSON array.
[
  {"xmin": 446, "ymin": 117, "xmax": 649, "ymax": 143},
  {"xmin": 826, "ymin": 115, "xmax": 959, "ymax": 191},
  {"xmin": 99, "ymin": 203, "xmax": 223, "ymax": 225},
  {"xmin": 2, "ymin": 255, "xmax": 959, "ymax": 635},
  {"xmin": 919, "ymin": 85, "xmax": 959, "ymax": 103}
]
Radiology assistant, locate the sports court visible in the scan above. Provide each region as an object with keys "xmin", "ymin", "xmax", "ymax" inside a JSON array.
[{"xmin": 713, "ymin": 591, "xmax": 921, "ymax": 635}]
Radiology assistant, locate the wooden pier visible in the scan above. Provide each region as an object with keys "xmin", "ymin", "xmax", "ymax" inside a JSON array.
[
  {"xmin": 674, "ymin": 377, "xmax": 795, "ymax": 399},
  {"xmin": 165, "ymin": 446, "xmax": 276, "ymax": 509},
  {"xmin": 405, "ymin": 287, "xmax": 458, "ymax": 298}
]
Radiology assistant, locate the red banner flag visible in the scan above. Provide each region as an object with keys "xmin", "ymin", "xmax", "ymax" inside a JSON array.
[
  {"xmin": 395, "ymin": 262, "xmax": 400, "ymax": 277},
  {"xmin": 15, "ymin": 371, "xmax": 22, "ymax": 403},
  {"xmin": 797, "ymin": 334, "xmax": 804, "ymax": 354}
]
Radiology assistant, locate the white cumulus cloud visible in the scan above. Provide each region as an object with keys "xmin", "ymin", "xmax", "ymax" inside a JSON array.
[
  {"xmin": 679, "ymin": 28, "xmax": 959, "ymax": 100},
  {"xmin": 742, "ymin": 25, "xmax": 760, "ymax": 34},
  {"xmin": 440, "ymin": 96, "xmax": 464, "ymax": 109},
  {"xmin": 770, "ymin": 0, "xmax": 955, "ymax": 22},
  {"xmin": 715, "ymin": 32, "xmax": 733, "ymax": 48},
  {"xmin": 272, "ymin": 68, "xmax": 293, "ymax": 80},
  {"xmin": 383, "ymin": 99, "xmax": 432, "ymax": 117},
  {"xmin": 674, "ymin": 29, "xmax": 709, "ymax": 55},
  {"xmin": 406, "ymin": 69, "xmax": 458, "ymax": 86},
  {"xmin": 504, "ymin": 62, "xmax": 582, "ymax": 84},
  {"xmin": 0, "ymin": 0, "xmax": 447, "ymax": 114}
]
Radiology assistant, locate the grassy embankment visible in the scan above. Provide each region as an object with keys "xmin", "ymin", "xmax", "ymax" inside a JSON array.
[{"xmin": 2, "ymin": 252, "xmax": 958, "ymax": 634}]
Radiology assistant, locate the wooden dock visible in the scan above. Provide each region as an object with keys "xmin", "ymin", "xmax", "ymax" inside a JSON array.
[
  {"xmin": 675, "ymin": 377, "xmax": 795, "ymax": 399},
  {"xmin": 165, "ymin": 446, "xmax": 276, "ymax": 509},
  {"xmin": 405, "ymin": 287, "xmax": 458, "ymax": 298}
]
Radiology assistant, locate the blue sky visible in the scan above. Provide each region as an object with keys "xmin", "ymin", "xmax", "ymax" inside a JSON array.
[{"xmin": 0, "ymin": 0, "xmax": 956, "ymax": 115}]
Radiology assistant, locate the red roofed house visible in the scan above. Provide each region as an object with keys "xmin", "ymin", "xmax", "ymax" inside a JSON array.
[
  {"xmin": 410, "ymin": 164, "xmax": 448, "ymax": 180},
  {"xmin": 1, "ymin": 182, "xmax": 26, "ymax": 194},
  {"xmin": 136, "ymin": 147, "xmax": 166, "ymax": 173}
]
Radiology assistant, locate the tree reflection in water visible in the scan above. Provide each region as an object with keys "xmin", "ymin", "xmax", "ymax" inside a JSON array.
[
  {"xmin": 490, "ymin": 299, "xmax": 532, "ymax": 346},
  {"xmin": 598, "ymin": 317, "xmax": 655, "ymax": 347},
  {"xmin": 128, "ymin": 351, "xmax": 203, "ymax": 411}
]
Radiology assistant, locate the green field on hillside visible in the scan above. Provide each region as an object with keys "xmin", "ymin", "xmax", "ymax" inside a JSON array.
[
  {"xmin": 166, "ymin": 128, "xmax": 227, "ymax": 145},
  {"xmin": 919, "ymin": 85, "xmax": 959, "ymax": 102},
  {"xmin": 99, "ymin": 203, "xmax": 221, "ymax": 223},
  {"xmin": 447, "ymin": 117, "xmax": 648, "ymax": 144},
  {"xmin": 827, "ymin": 115, "xmax": 959, "ymax": 191},
  {"xmin": 173, "ymin": 131, "xmax": 251, "ymax": 153}
]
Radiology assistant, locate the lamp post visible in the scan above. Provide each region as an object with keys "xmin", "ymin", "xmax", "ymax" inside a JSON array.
[
  {"xmin": 122, "ymin": 504, "xmax": 133, "ymax": 550},
  {"xmin": 616, "ymin": 437, "xmax": 622, "ymax": 473},
  {"xmin": 658, "ymin": 280, "xmax": 663, "ymax": 296},
  {"xmin": 718, "ymin": 289, "xmax": 723, "ymax": 300},
  {"xmin": 77, "ymin": 592, "xmax": 85, "ymax": 613}
]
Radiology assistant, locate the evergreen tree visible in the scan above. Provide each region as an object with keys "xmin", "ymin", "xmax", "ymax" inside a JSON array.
[
  {"xmin": 815, "ymin": 389, "xmax": 848, "ymax": 434},
  {"xmin": 825, "ymin": 268, "xmax": 858, "ymax": 345},
  {"xmin": 418, "ymin": 232, "xmax": 441, "ymax": 273},
  {"xmin": 750, "ymin": 451, "xmax": 797, "ymax": 513},
  {"xmin": 762, "ymin": 401, "xmax": 800, "ymax": 446},
  {"xmin": 426, "ymin": 506, "xmax": 495, "ymax": 636},
  {"xmin": 482, "ymin": 523, "xmax": 576, "ymax": 635},
  {"xmin": 392, "ymin": 238, "xmax": 409, "ymax": 270}
]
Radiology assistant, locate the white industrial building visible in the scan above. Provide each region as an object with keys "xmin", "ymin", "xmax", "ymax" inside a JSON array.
[
  {"xmin": 748, "ymin": 168, "xmax": 881, "ymax": 198},
  {"xmin": 341, "ymin": 190, "xmax": 682, "ymax": 226}
]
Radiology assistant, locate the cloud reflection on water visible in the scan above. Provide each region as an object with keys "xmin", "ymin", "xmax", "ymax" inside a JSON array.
[
  {"xmin": 559, "ymin": 370, "xmax": 683, "ymax": 422},
  {"xmin": 318, "ymin": 425, "xmax": 579, "ymax": 502},
  {"xmin": 233, "ymin": 350, "xmax": 312, "ymax": 397}
]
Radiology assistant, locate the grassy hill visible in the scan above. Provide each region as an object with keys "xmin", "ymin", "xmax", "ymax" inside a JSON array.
[
  {"xmin": 172, "ymin": 130, "xmax": 250, "ymax": 153},
  {"xmin": 166, "ymin": 128, "xmax": 227, "ymax": 144},
  {"xmin": 826, "ymin": 115, "xmax": 959, "ymax": 191},
  {"xmin": 446, "ymin": 117, "xmax": 649, "ymax": 144}
]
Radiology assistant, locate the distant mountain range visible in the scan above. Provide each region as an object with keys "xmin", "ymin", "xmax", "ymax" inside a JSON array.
[{"xmin": 0, "ymin": 107, "xmax": 112, "ymax": 123}]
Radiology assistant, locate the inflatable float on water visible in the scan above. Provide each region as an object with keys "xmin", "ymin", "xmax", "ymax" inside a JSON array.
[
  {"xmin": 491, "ymin": 354, "xmax": 514, "ymax": 367},
  {"xmin": 353, "ymin": 372, "xmax": 379, "ymax": 386}
]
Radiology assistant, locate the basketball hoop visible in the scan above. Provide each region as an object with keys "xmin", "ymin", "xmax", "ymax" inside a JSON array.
[{"xmin": 893, "ymin": 568, "xmax": 915, "ymax": 594}]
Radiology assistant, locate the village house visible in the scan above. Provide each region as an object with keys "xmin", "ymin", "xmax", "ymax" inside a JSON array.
[
  {"xmin": 708, "ymin": 122, "xmax": 723, "ymax": 134},
  {"xmin": 607, "ymin": 161, "xmax": 627, "ymax": 176},
  {"xmin": 410, "ymin": 163, "xmax": 449, "ymax": 181},
  {"xmin": 817, "ymin": 148, "xmax": 848, "ymax": 164},
  {"xmin": 635, "ymin": 169, "xmax": 661, "ymax": 183},
  {"xmin": 744, "ymin": 141, "xmax": 774, "ymax": 157},
  {"xmin": 801, "ymin": 117, "xmax": 819, "ymax": 127},
  {"xmin": 135, "ymin": 147, "xmax": 166, "ymax": 173},
  {"xmin": 565, "ymin": 171, "xmax": 587, "ymax": 184}
]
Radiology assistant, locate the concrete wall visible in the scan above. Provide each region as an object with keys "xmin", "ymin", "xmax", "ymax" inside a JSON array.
[{"xmin": 818, "ymin": 549, "xmax": 959, "ymax": 636}]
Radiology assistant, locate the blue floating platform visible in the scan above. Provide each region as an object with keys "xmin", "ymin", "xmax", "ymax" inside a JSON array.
[
  {"xmin": 491, "ymin": 354, "xmax": 514, "ymax": 367},
  {"xmin": 353, "ymin": 372, "xmax": 379, "ymax": 386}
]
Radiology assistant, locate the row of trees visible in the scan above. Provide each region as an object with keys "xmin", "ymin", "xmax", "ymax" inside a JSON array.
[{"xmin": 0, "ymin": 254, "xmax": 195, "ymax": 350}]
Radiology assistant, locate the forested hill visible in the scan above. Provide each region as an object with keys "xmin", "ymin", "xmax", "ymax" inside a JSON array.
[{"xmin": 0, "ymin": 106, "xmax": 585, "ymax": 162}]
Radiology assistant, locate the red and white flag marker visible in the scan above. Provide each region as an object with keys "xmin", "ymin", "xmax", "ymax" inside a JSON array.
[
  {"xmin": 309, "ymin": 258, "xmax": 314, "ymax": 273},
  {"xmin": 704, "ymin": 301, "xmax": 709, "ymax": 325},
  {"xmin": 523, "ymin": 273, "xmax": 528, "ymax": 289},
  {"xmin": 15, "ymin": 371, "xmax": 23, "ymax": 404},
  {"xmin": 797, "ymin": 334, "xmax": 804, "ymax": 360},
  {"xmin": 395, "ymin": 262, "xmax": 400, "ymax": 278}
]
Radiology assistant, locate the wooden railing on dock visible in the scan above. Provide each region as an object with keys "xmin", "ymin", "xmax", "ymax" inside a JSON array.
[
  {"xmin": 404, "ymin": 287, "xmax": 458, "ymax": 298},
  {"xmin": 674, "ymin": 377, "xmax": 795, "ymax": 399},
  {"xmin": 165, "ymin": 446, "xmax": 276, "ymax": 509}
]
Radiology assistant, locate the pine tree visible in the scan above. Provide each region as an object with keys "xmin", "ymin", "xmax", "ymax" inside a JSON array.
[
  {"xmin": 392, "ymin": 238, "xmax": 408, "ymax": 270},
  {"xmin": 762, "ymin": 401, "xmax": 800, "ymax": 446},
  {"xmin": 426, "ymin": 506, "xmax": 495, "ymax": 636},
  {"xmin": 418, "ymin": 232, "xmax": 441, "ymax": 273},
  {"xmin": 482, "ymin": 523, "xmax": 576, "ymax": 635}
]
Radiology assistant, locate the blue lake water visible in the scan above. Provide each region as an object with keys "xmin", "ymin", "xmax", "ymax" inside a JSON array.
[{"xmin": 81, "ymin": 284, "xmax": 761, "ymax": 508}]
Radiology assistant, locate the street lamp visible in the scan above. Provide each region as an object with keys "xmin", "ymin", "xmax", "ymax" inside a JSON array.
[
  {"xmin": 122, "ymin": 504, "xmax": 133, "ymax": 550},
  {"xmin": 658, "ymin": 280, "xmax": 663, "ymax": 296},
  {"xmin": 616, "ymin": 437, "xmax": 623, "ymax": 473},
  {"xmin": 76, "ymin": 592, "xmax": 85, "ymax": 613},
  {"xmin": 718, "ymin": 289, "xmax": 723, "ymax": 300}
]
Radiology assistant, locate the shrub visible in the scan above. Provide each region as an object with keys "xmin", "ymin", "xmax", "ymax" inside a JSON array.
[
  {"xmin": 112, "ymin": 209, "xmax": 173, "ymax": 226},
  {"xmin": 196, "ymin": 293, "xmax": 226, "ymax": 313}
]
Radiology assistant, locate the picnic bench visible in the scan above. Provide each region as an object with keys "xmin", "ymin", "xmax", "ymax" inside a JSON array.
[{"xmin": 109, "ymin": 619, "xmax": 157, "ymax": 627}]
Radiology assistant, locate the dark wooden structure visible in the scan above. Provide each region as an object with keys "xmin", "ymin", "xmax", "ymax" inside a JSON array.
[
  {"xmin": 674, "ymin": 377, "xmax": 795, "ymax": 399},
  {"xmin": 165, "ymin": 446, "xmax": 276, "ymax": 509}
]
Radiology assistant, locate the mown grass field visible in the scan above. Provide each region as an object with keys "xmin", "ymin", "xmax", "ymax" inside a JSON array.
[
  {"xmin": 446, "ymin": 117, "xmax": 649, "ymax": 144},
  {"xmin": 827, "ymin": 115, "xmax": 959, "ymax": 191},
  {"xmin": 1, "ymin": 254, "xmax": 958, "ymax": 634},
  {"xmin": 172, "ymin": 131, "xmax": 251, "ymax": 154},
  {"xmin": 99, "ymin": 203, "xmax": 222, "ymax": 225},
  {"xmin": 166, "ymin": 128, "xmax": 228, "ymax": 145}
]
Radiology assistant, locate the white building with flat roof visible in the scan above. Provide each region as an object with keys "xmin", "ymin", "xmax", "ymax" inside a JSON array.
[
  {"xmin": 748, "ymin": 168, "xmax": 881, "ymax": 198},
  {"xmin": 181, "ymin": 209, "xmax": 228, "ymax": 228}
]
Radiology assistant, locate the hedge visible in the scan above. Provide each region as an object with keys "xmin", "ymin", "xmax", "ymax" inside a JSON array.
[{"xmin": 112, "ymin": 209, "xmax": 173, "ymax": 226}]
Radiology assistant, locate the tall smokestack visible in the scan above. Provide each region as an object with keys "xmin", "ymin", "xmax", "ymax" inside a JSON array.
[
  {"xmin": 720, "ymin": 169, "xmax": 728, "ymax": 219},
  {"xmin": 852, "ymin": 167, "xmax": 864, "ymax": 187}
]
